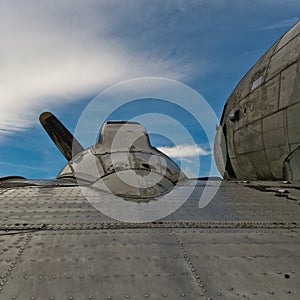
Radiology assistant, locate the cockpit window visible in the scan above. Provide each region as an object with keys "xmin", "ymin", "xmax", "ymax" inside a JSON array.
[{"xmin": 251, "ymin": 75, "xmax": 263, "ymax": 91}]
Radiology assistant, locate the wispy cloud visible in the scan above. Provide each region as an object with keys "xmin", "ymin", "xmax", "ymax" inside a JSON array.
[
  {"xmin": 183, "ymin": 167, "xmax": 197, "ymax": 178},
  {"xmin": 158, "ymin": 144, "xmax": 210, "ymax": 160},
  {"xmin": 0, "ymin": 1, "xmax": 199, "ymax": 138},
  {"xmin": 261, "ymin": 17, "xmax": 299, "ymax": 30},
  {"xmin": 0, "ymin": 161, "xmax": 41, "ymax": 171}
]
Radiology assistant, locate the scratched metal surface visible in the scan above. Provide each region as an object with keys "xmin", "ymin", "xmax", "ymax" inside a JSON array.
[
  {"xmin": 0, "ymin": 179, "xmax": 299, "ymax": 299},
  {"xmin": 217, "ymin": 21, "xmax": 300, "ymax": 181}
]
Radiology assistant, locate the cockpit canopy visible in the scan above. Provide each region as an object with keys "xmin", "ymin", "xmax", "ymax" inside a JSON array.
[{"xmin": 58, "ymin": 121, "xmax": 184, "ymax": 200}]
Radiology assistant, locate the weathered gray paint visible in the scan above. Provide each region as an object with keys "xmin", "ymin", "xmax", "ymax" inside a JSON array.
[
  {"xmin": 0, "ymin": 178, "xmax": 299, "ymax": 299},
  {"xmin": 215, "ymin": 21, "xmax": 300, "ymax": 180}
]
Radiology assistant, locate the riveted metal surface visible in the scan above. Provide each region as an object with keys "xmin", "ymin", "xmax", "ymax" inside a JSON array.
[
  {"xmin": 287, "ymin": 102, "xmax": 300, "ymax": 148},
  {"xmin": 163, "ymin": 181, "xmax": 300, "ymax": 224},
  {"xmin": 0, "ymin": 179, "xmax": 299, "ymax": 299},
  {"xmin": 0, "ymin": 186, "xmax": 112, "ymax": 224},
  {"xmin": 217, "ymin": 21, "xmax": 300, "ymax": 180},
  {"xmin": 0, "ymin": 235, "xmax": 27, "ymax": 279},
  {"xmin": 0, "ymin": 188, "xmax": 7, "ymax": 195},
  {"xmin": 263, "ymin": 110, "xmax": 288, "ymax": 178},
  {"xmin": 279, "ymin": 63, "xmax": 300, "ymax": 109},
  {"xmin": 174, "ymin": 228, "xmax": 300, "ymax": 299},
  {"xmin": 0, "ymin": 233, "xmax": 33, "ymax": 297},
  {"xmin": 0, "ymin": 229, "xmax": 202, "ymax": 299},
  {"xmin": 267, "ymin": 34, "xmax": 300, "ymax": 80},
  {"xmin": 234, "ymin": 120, "xmax": 264, "ymax": 155},
  {"xmin": 0, "ymin": 180, "xmax": 300, "ymax": 225}
]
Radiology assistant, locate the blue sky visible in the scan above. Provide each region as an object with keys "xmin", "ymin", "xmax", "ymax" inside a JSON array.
[{"xmin": 0, "ymin": 0, "xmax": 299, "ymax": 179}]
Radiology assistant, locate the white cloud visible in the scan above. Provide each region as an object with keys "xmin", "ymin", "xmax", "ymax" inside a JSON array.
[
  {"xmin": 0, "ymin": 1, "xmax": 195, "ymax": 138},
  {"xmin": 261, "ymin": 17, "xmax": 299, "ymax": 30},
  {"xmin": 0, "ymin": 160, "xmax": 41, "ymax": 171},
  {"xmin": 158, "ymin": 144, "xmax": 210, "ymax": 159},
  {"xmin": 183, "ymin": 167, "xmax": 197, "ymax": 178}
]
